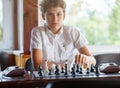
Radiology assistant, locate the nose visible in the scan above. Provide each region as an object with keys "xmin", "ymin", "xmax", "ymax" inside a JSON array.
[{"xmin": 53, "ymin": 14, "xmax": 58, "ymax": 22}]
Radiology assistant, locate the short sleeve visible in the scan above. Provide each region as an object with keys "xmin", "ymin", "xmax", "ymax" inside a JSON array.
[
  {"xmin": 30, "ymin": 27, "xmax": 42, "ymax": 52},
  {"xmin": 72, "ymin": 27, "xmax": 88, "ymax": 49}
]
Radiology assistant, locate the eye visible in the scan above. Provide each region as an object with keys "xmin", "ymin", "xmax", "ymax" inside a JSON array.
[
  {"xmin": 47, "ymin": 13, "xmax": 53, "ymax": 16},
  {"xmin": 57, "ymin": 13, "xmax": 62, "ymax": 16}
]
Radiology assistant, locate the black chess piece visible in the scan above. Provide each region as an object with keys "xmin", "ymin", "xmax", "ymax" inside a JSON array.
[
  {"xmin": 48, "ymin": 69, "xmax": 52, "ymax": 75},
  {"xmin": 76, "ymin": 64, "xmax": 79, "ymax": 72},
  {"xmin": 61, "ymin": 67, "xmax": 64, "ymax": 73},
  {"xmin": 38, "ymin": 65, "xmax": 43, "ymax": 76},
  {"xmin": 71, "ymin": 64, "xmax": 76, "ymax": 75},
  {"xmin": 64, "ymin": 63, "xmax": 68, "ymax": 75},
  {"xmin": 95, "ymin": 66, "xmax": 100, "ymax": 76},
  {"xmin": 79, "ymin": 67, "xmax": 83, "ymax": 74},
  {"xmin": 86, "ymin": 67, "xmax": 90, "ymax": 74},
  {"xmin": 90, "ymin": 64, "xmax": 95, "ymax": 72},
  {"xmin": 55, "ymin": 65, "xmax": 60, "ymax": 75}
]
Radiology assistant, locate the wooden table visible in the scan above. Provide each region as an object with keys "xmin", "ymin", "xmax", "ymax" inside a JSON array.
[{"xmin": 1, "ymin": 71, "xmax": 120, "ymax": 88}]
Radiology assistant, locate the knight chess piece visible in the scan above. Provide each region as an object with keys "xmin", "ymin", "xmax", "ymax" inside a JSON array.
[{"xmin": 90, "ymin": 64, "xmax": 95, "ymax": 73}]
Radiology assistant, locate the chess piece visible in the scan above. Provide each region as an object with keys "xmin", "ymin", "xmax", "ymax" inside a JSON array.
[
  {"xmin": 90, "ymin": 64, "xmax": 95, "ymax": 72},
  {"xmin": 79, "ymin": 67, "xmax": 83, "ymax": 74},
  {"xmin": 64, "ymin": 63, "xmax": 68, "ymax": 75},
  {"xmin": 44, "ymin": 60, "xmax": 49, "ymax": 76},
  {"xmin": 51, "ymin": 64, "xmax": 55, "ymax": 74},
  {"xmin": 95, "ymin": 66, "xmax": 100, "ymax": 76},
  {"xmin": 71, "ymin": 64, "xmax": 76, "ymax": 75},
  {"xmin": 48, "ymin": 69, "xmax": 52, "ymax": 75},
  {"xmin": 38, "ymin": 65, "xmax": 43, "ymax": 76},
  {"xmin": 86, "ymin": 67, "xmax": 90, "ymax": 74},
  {"xmin": 58, "ymin": 64, "xmax": 61, "ymax": 73},
  {"xmin": 76, "ymin": 64, "xmax": 80, "ymax": 72},
  {"xmin": 55, "ymin": 65, "xmax": 60, "ymax": 75},
  {"xmin": 61, "ymin": 67, "xmax": 64, "ymax": 73}
]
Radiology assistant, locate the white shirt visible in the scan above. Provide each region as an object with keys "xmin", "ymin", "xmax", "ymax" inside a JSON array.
[{"xmin": 30, "ymin": 24, "xmax": 88, "ymax": 68}]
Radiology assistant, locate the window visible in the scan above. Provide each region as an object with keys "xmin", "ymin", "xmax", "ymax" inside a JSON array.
[
  {"xmin": 0, "ymin": 0, "xmax": 14, "ymax": 51},
  {"xmin": 0, "ymin": 0, "xmax": 2, "ymax": 41},
  {"xmin": 0, "ymin": 0, "xmax": 23, "ymax": 52},
  {"xmin": 64, "ymin": 0, "xmax": 120, "ymax": 45}
]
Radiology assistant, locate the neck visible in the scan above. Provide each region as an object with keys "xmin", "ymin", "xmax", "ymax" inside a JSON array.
[{"xmin": 47, "ymin": 26, "xmax": 61, "ymax": 34}]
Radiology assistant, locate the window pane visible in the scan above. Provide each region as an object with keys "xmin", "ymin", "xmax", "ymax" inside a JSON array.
[
  {"xmin": 64, "ymin": 0, "xmax": 120, "ymax": 45},
  {"xmin": 0, "ymin": 0, "xmax": 3, "ymax": 41}
]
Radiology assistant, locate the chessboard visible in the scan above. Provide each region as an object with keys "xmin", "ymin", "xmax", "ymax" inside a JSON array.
[{"xmin": 33, "ymin": 63, "xmax": 120, "ymax": 79}]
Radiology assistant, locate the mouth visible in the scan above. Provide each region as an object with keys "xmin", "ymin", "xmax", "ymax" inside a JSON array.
[{"xmin": 52, "ymin": 23, "xmax": 58, "ymax": 25}]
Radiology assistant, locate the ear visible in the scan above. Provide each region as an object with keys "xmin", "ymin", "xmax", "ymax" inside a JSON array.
[
  {"xmin": 42, "ymin": 13, "xmax": 45, "ymax": 20},
  {"xmin": 63, "ymin": 13, "xmax": 66, "ymax": 20}
]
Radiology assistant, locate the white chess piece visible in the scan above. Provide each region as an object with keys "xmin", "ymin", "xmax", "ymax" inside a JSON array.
[
  {"xmin": 51, "ymin": 64, "xmax": 55, "ymax": 74},
  {"xmin": 44, "ymin": 60, "xmax": 49, "ymax": 76}
]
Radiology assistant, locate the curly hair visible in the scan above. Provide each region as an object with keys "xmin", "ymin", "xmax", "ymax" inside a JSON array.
[{"xmin": 40, "ymin": 0, "xmax": 66, "ymax": 13}]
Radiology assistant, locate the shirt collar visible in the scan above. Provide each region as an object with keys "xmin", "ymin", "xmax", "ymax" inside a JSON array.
[{"xmin": 45, "ymin": 23, "xmax": 63, "ymax": 38}]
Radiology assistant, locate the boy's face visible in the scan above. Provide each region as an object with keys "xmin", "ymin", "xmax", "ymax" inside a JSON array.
[{"xmin": 42, "ymin": 7, "xmax": 65, "ymax": 33}]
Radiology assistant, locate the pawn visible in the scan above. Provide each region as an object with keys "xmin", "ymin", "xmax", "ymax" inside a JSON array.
[
  {"xmin": 48, "ymin": 69, "xmax": 52, "ymax": 75},
  {"xmin": 86, "ymin": 67, "xmax": 90, "ymax": 74}
]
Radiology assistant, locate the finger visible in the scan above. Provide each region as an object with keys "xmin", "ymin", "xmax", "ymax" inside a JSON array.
[
  {"xmin": 80, "ymin": 54, "xmax": 83, "ymax": 66},
  {"xmin": 77, "ymin": 54, "xmax": 81, "ymax": 64},
  {"xmin": 75, "ymin": 55, "xmax": 78, "ymax": 64},
  {"xmin": 82, "ymin": 56, "xmax": 87, "ymax": 65}
]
